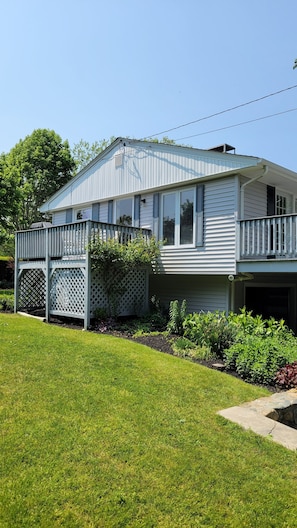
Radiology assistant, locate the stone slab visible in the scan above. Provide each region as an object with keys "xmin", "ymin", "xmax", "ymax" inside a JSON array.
[{"xmin": 218, "ymin": 390, "xmax": 297, "ymax": 451}]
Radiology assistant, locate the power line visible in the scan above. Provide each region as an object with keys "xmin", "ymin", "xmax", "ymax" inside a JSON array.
[
  {"xmin": 175, "ymin": 107, "xmax": 297, "ymax": 141},
  {"xmin": 141, "ymin": 84, "xmax": 297, "ymax": 140}
]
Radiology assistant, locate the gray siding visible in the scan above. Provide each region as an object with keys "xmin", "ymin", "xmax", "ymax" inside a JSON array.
[
  {"xmin": 52, "ymin": 211, "xmax": 66, "ymax": 226},
  {"xmin": 244, "ymin": 180, "xmax": 267, "ymax": 218},
  {"xmin": 149, "ymin": 274, "xmax": 229, "ymax": 313},
  {"xmin": 99, "ymin": 202, "xmax": 108, "ymax": 223},
  {"xmin": 140, "ymin": 193, "xmax": 153, "ymax": 230}
]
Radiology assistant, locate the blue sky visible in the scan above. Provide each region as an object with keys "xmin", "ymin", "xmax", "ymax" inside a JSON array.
[{"xmin": 1, "ymin": 0, "xmax": 297, "ymax": 170}]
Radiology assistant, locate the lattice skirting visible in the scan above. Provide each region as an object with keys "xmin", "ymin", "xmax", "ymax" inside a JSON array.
[
  {"xmin": 50, "ymin": 268, "xmax": 85, "ymax": 316},
  {"xmin": 18, "ymin": 268, "xmax": 46, "ymax": 310},
  {"xmin": 17, "ymin": 264, "xmax": 148, "ymax": 318},
  {"xmin": 90, "ymin": 268, "xmax": 147, "ymax": 316}
]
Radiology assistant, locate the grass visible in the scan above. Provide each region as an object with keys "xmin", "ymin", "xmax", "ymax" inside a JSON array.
[{"xmin": 1, "ymin": 314, "xmax": 297, "ymax": 527}]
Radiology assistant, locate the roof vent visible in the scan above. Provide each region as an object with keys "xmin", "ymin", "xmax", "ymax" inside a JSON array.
[{"xmin": 208, "ymin": 144, "xmax": 235, "ymax": 154}]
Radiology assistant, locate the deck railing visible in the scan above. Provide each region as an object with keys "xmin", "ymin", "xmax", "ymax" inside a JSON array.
[
  {"xmin": 16, "ymin": 221, "xmax": 152, "ymax": 260},
  {"xmin": 239, "ymin": 213, "xmax": 297, "ymax": 260}
]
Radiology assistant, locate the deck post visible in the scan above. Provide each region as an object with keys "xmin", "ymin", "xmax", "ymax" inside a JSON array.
[
  {"xmin": 84, "ymin": 221, "xmax": 91, "ymax": 330},
  {"xmin": 14, "ymin": 233, "xmax": 19, "ymax": 313},
  {"xmin": 45, "ymin": 228, "xmax": 50, "ymax": 322}
]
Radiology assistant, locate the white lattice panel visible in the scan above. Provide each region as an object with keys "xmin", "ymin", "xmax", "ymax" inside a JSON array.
[
  {"xmin": 18, "ymin": 269, "xmax": 46, "ymax": 310},
  {"xmin": 91, "ymin": 269, "xmax": 147, "ymax": 316},
  {"xmin": 50, "ymin": 268, "xmax": 85, "ymax": 315}
]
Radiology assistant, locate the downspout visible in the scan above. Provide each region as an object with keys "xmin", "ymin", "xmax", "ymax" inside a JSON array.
[{"xmin": 240, "ymin": 164, "xmax": 268, "ymax": 219}]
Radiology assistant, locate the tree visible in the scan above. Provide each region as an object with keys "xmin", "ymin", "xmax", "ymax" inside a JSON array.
[
  {"xmin": 6, "ymin": 129, "xmax": 75, "ymax": 230},
  {"xmin": 72, "ymin": 137, "xmax": 115, "ymax": 172},
  {"xmin": 0, "ymin": 152, "xmax": 19, "ymax": 247},
  {"xmin": 72, "ymin": 136, "xmax": 178, "ymax": 173}
]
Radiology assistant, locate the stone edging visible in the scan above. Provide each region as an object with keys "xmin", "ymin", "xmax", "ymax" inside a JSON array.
[{"xmin": 218, "ymin": 389, "xmax": 297, "ymax": 451}]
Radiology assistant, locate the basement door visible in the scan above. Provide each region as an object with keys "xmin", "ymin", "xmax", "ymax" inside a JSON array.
[{"xmin": 245, "ymin": 286, "xmax": 291, "ymax": 326}]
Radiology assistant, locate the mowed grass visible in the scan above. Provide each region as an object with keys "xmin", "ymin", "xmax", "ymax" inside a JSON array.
[{"xmin": 1, "ymin": 314, "xmax": 297, "ymax": 527}]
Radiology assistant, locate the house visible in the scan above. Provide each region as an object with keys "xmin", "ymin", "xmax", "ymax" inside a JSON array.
[{"xmin": 14, "ymin": 137, "xmax": 297, "ymax": 330}]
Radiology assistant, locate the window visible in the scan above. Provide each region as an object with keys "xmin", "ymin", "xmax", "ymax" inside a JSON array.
[
  {"xmin": 115, "ymin": 198, "xmax": 133, "ymax": 226},
  {"xmin": 162, "ymin": 188, "xmax": 194, "ymax": 246},
  {"xmin": 276, "ymin": 191, "xmax": 293, "ymax": 215},
  {"xmin": 74, "ymin": 207, "xmax": 91, "ymax": 221}
]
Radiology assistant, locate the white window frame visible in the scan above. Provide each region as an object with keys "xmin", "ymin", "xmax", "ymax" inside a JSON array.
[
  {"xmin": 161, "ymin": 187, "xmax": 196, "ymax": 248},
  {"xmin": 114, "ymin": 197, "xmax": 134, "ymax": 226},
  {"xmin": 74, "ymin": 207, "xmax": 92, "ymax": 221},
  {"xmin": 276, "ymin": 189, "xmax": 293, "ymax": 215}
]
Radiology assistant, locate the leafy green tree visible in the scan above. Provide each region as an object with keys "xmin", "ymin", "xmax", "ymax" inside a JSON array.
[
  {"xmin": 72, "ymin": 136, "xmax": 178, "ymax": 173},
  {"xmin": 6, "ymin": 129, "xmax": 75, "ymax": 230},
  {"xmin": 72, "ymin": 137, "xmax": 116, "ymax": 172},
  {"xmin": 0, "ymin": 153, "xmax": 19, "ymax": 247}
]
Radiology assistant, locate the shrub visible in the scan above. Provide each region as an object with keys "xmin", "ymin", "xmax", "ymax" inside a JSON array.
[
  {"xmin": 171, "ymin": 337, "xmax": 213, "ymax": 361},
  {"xmin": 224, "ymin": 335, "xmax": 297, "ymax": 385},
  {"xmin": 275, "ymin": 362, "xmax": 297, "ymax": 389},
  {"xmin": 183, "ymin": 311, "xmax": 236, "ymax": 358},
  {"xmin": 0, "ymin": 294, "xmax": 14, "ymax": 312},
  {"xmin": 167, "ymin": 299, "xmax": 187, "ymax": 335},
  {"xmin": 90, "ymin": 235, "xmax": 161, "ymax": 316},
  {"xmin": 228, "ymin": 307, "xmax": 292, "ymax": 341}
]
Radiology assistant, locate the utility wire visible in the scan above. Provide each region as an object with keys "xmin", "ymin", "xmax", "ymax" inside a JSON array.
[
  {"xmin": 141, "ymin": 84, "xmax": 297, "ymax": 139},
  {"xmin": 175, "ymin": 107, "xmax": 297, "ymax": 141}
]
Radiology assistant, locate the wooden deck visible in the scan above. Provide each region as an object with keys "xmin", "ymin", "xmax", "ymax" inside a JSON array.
[
  {"xmin": 16, "ymin": 220, "xmax": 152, "ymax": 260},
  {"xmin": 14, "ymin": 221, "xmax": 152, "ymax": 328}
]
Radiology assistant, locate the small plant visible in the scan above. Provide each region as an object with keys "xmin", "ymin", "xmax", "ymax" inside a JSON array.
[
  {"xmin": 167, "ymin": 299, "xmax": 187, "ymax": 335},
  {"xmin": 275, "ymin": 362, "xmax": 297, "ymax": 389},
  {"xmin": 0, "ymin": 294, "xmax": 14, "ymax": 312},
  {"xmin": 183, "ymin": 311, "xmax": 236, "ymax": 358},
  {"xmin": 172, "ymin": 337, "xmax": 213, "ymax": 361},
  {"xmin": 93, "ymin": 307, "xmax": 109, "ymax": 321}
]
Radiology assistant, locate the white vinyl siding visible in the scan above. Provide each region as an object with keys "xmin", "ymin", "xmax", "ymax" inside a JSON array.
[{"xmin": 41, "ymin": 140, "xmax": 259, "ymax": 213}]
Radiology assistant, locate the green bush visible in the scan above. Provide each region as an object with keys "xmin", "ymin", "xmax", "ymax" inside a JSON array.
[
  {"xmin": 183, "ymin": 311, "xmax": 236, "ymax": 358},
  {"xmin": 224, "ymin": 334, "xmax": 297, "ymax": 384},
  {"xmin": 229, "ymin": 308, "xmax": 292, "ymax": 340},
  {"xmin": 172, "ymin": 337, "xmax": 214, "ymax": 361},
  {"xmin": 0, "ymin": 294, "xmax": 14, "ymax": 312},
  {"xmin": 167, "ymin": 299, "xmax": 187, "ymax": 335}
]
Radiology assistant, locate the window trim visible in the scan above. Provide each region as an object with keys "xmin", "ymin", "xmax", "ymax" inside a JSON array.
[{"xmin": 73, "ymin": 206, "xmax": 92, "ymax": 222}]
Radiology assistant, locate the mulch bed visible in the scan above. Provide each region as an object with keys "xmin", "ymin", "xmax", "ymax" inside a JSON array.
[{"xmin": 21, "ymin": 312, "xmax": 278, "ymax": 393}]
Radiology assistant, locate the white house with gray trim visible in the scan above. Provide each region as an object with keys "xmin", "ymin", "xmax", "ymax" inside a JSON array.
[{"xmin": 15, "ymin": 138, "xmax": 297, "ymax": 330}]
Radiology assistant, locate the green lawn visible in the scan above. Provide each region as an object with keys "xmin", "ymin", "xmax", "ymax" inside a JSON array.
[{"xmin": 1, "ymin": 314, "xmax": 297, "ymax": 527}]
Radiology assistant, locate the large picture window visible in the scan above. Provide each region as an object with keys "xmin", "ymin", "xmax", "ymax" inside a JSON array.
[
  {"xmin": 162, "ymin": 188, "xmax": 194, "ymax": 246},
  {"xmin": 115, "ymin": 198, "xmax": 133, "ymax": 226}
]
